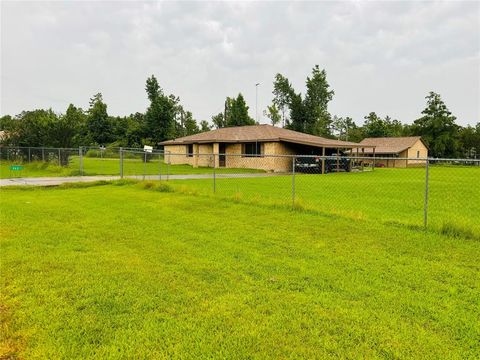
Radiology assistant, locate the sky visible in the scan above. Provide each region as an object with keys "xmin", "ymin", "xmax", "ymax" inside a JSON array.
[{"xmin": 1, "ymin": 1, "xmax": 479, "ymax": 126}]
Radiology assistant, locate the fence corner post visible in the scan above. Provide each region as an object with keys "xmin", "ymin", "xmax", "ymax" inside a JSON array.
[{"xmin": 424, "ymin": 158, "xmax": 429, "ymax": 229}]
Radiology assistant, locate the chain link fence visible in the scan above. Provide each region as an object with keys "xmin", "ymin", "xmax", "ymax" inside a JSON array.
[{"xmin": 1, "ymin": 146, "xmax": 478, "ymax": 237}]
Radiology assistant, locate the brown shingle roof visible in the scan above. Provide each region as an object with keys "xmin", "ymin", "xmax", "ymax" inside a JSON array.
[
  {"xmin": 160, "ymin": 124, "xmax": 371, "ymax": 148},
  {"xmin": 359, "ymin": 136, "xmax": 425, "ymax": 154}
]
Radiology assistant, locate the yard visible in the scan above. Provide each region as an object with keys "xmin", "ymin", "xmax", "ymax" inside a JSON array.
[
  {"xmin": 0, "ymin": 156, "xmax": 262, "ymax": 179},
  {"xmin": 1, "ymin": 180, "xmax": 479, "ymax": 359}
]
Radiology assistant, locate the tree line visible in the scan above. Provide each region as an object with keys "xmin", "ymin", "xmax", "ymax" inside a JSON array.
[{"xmin": 0, "ymin": 69, "xmax": 479, "ymax": 159}]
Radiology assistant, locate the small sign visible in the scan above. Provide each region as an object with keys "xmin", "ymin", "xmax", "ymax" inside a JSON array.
[
  {"xmin": 10, "ymin": 165, "xmax": 24, "ymax": 171},
  {"xmin": 144, "ymin": 145, "xmax": 153, "ymax": 153}
]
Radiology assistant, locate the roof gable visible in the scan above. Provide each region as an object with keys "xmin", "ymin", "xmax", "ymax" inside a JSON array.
[{"xmin": 359, "ymin": 136, "xmax": 425, "ymax": 154}]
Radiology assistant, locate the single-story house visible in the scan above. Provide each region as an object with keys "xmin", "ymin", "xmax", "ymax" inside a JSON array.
[
  {"xmin": 160, "ymin": 124, "xmax": 374, "ymax": 172},
  {"xmin": 358, "ymin": 136, "xmax": 428, "ymax": 168}
]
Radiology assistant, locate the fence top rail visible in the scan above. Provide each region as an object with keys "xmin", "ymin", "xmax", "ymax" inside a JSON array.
[
  {"xmin": 2, "ymin": 146, "xmax": 479, "ymax": 163},
  {"xmin": 159, "ymin": 151, "xmax": 480, "ymax": 163}
]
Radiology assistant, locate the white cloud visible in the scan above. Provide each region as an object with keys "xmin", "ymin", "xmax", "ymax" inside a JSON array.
[{"xmin": 1, "ymin": 0, "xmax": 478, "ymax": 125}]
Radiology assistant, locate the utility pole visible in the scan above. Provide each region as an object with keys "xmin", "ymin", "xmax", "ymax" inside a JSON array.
[{"xmin": 255, "ymin": 83, "xmax": 260, "ymax": 123}]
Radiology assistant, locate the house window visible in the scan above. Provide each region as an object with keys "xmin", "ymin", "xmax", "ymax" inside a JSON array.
[
  {"xmin": 417, "ymin": 150, "xmax": 420, "ymax": 158},
  {"xmin": 186, "ymin": 144, "xmax": 193, "ymax": 157},
  {"xmin": 242, "ymin": 142, "xmax": 263, "ymax": 157}
]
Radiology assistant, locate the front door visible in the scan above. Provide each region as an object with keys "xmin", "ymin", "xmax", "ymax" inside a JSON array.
[{"xmin": 219, "ymin": 143, "xmax": 226, "ymax": 167}]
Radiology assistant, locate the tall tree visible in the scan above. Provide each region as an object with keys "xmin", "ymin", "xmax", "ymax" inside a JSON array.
[
  {"xmin": 211, "ymin": 112, "xmax": 226, "ymax": 129},
  {"xmin": 199, "ymin": 120, "xmax": 211, "ymax": 132},
  {"xmin": 87, "ymin": 93, "xmax": 111, "ymax": 145},
  {"xmin": 52, "ymin": 104, "xmax": 85, "ymax": 148},
  {"xmin": 458, "ymin": 123, "xmax": 480, "ymax": 158},
  {"xmin": 184, "ymin": 111, "xmax": 200, "ymax": 135},
  {"xmin": 412, "ymin": 92, "xmax": 460, "ymax": 158},
  {"xmin": 303, "ymin": 65, "xmax": 334, "ymax": 136},
  {"xmin": 144, "ymin": 75, "xmax": 176, "ymax": 143},
  {"xmin": 287, "ymin": 93, "xmax": 307, "ymax": 133},
  {"xmin": 10, "ymin": 109, "xmax": 58, "ymax": 147},
  {"xmin": 272, "ymin": 74, "xmax": 294, "ymax": 127},
  {"xmin": 264, "ymin": 104, "xmax": 281, "ymax": 126},
  {"xmin": 227, "ymin": 93, "xmax": 254, "ymax": 126},
  {"xmin": 363, "ymin": 112, "xmax": 388, "ymax": 138}
]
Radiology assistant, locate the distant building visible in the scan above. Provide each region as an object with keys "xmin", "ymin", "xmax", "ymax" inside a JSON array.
[
  {"xmin": 160, "ymin": 124, "xmax": 373, "ymax": 172},
  {"xmin": 358, "ymin": 136, "xmax": 428, "ymax": 168}
]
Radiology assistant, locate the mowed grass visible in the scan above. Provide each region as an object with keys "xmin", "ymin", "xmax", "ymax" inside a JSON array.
[
  {"xmin": 0, "ymin": 156, "xmax": 261, "ymax": 178},
  {"xmin": 168, "ymin": 166, "xmax": 480, "ymax": 238},
  {"xmin": 1, "ymin": 182, "xmax": 479, "ymax": 359}
]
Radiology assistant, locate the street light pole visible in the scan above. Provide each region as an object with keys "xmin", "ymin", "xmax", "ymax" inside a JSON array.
[{"xmin": 255, "ymin": 83, "xmax": 260, "ymax": 123}]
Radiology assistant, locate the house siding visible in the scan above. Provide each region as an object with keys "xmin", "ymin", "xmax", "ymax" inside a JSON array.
[{"xmin": 164, "ymin": 141, "xmax": 295, "ymax": 172}]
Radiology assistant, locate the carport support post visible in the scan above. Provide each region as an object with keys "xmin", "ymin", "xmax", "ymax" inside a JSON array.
[
  {"xmin": 321, "ymin": 147, "xmax": 326, "ymax": 174},
  {"xmin": 292, "ymin": 156, "xmax": 295, "ymax": 207},
  {"xmin": 423, "ymin": 158, "xmax": 429, "ymax": 228}
]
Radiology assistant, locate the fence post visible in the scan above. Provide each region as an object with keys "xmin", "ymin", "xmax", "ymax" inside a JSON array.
[
  {"xmin": 167, "ymin": 151, "xmax": 170, "ymax": 181},
  {"xmin": 28, "ymin": 147, "xmax": 31, "ymax": 163},
  {"xmin": 424, "ymin": 158, "xmax": 429, "ymax": 228},
  {"xmin": 119, "ymin": 147, "xmax": 123, "ymax": 179},
  {"xmin": 143, "ymin": 152, "xmax": 147, "ymax": 181},
  {"xmin": 213, "ymin": 154, "xmax": 216, "ymax": 193},
  {"xmin": 42, "ymin": 147, "xmax": 45, "ymax": 162},
  {"xmin": 292, "ymin": 156, "xmax": 296, "ymax": 208},
  {"xmin": 158, "ymin": 152, "xmax": 162, "ymax": 181},
  {"xmin": 79, "ymin": 146, "xmax": 83, "ymax": 176}
]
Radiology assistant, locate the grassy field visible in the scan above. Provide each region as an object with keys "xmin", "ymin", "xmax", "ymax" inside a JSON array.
[
  {"xmin": 0, "ymin": 156, "xmax": 261, "ymax": 178},
  {"xmin": 164, "ymin": 166, "xmax": 480, "ymax": 238},
  {"xmin": 0, "ymin": 181, "xmax": 479, "ymax": 359}
]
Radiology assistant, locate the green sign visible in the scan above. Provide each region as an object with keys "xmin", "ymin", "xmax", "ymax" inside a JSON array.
[{"xmin": 10, "ymin": 165, "xmax": 24, "ymax": 171}]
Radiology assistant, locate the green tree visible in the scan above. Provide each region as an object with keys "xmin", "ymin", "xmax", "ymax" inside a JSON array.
[
  {"xmin": 11, "ymin": 109, "xmax": 58, "ymax": 147},
  {"xmin": 184, "ymin": 111, "xmax": 200, "ymax": 135},
  {"xmin": 264, "ymin": 104, "xmax": 281, "ymax": 126},
  {"xmin": 144, "ymin": 75, "xmax": 176, "ymax": 143},
  {"xmin": 87, "ymin": 93, "xmax": 111, "ymax": 145},
  {"xmin": 332, "ymin": 116, "xmax": 359, "ymax": 141},
  {"xmin": 303, "ymin": 65, "xmax": 334, "ymax": 136},
  {"xmin": 211, "ymin": 112, "xmax": 226, "ymax": 129},
  {"xmin": 363, "ymin": 112, "xmax": 388, "ymax": 138},
  {"xmin": 412, "ymin": 92, "xmax": 460, "ymax": 158},
  {"xmin": 199, "ymin": 120, "xmax": 211, "ymax": 132},
  {"xmin": 287, "ymin": 92, "xmax": 307, "ymax": 133},
  {"xmin": 272, "ymin": 74, "xmax": 294, "ymax": 127},
  {"xmin": 225, "ymin": 94, "xmax": 254, "ymax": 127},
  {"xmin": 459, "ymin": 123, "xmax": 480, "ymax": 158},
  {"xmin": 52, "ymin": 104, "xmax": 85, "ymax": 149}
]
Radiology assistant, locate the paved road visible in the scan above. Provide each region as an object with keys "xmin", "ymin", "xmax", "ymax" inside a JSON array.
[{"xmin": 0, "ymin": 173, "xmax": 285, "ymax": 187}]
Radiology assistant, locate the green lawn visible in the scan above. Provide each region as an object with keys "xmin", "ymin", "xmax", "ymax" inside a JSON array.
[
  {"xmin": 0, "ymin": 182, "xmax": 479, "ymax": 359},
  {"xmin": 167, "ymin": 166, "xmax": 480, "ymax": 238},
  {"xmin": 0, "ymin": 156, "xmax": 261, "ymax": 178}
]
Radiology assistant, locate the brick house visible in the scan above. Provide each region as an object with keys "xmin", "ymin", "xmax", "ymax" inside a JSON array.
[
  {"xmin": 358, "ymin": 136, "xmax": 428, "ymax": 168},
  {"xmin": 160, "ymin": 124, "xmax": 373, "ymax": 172}
]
